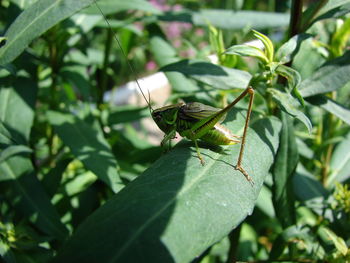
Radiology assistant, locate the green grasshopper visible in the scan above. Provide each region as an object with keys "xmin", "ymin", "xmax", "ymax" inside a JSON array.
[
  {"xmin": 95, "ymin": 1, "xmax": 255, "ymax": 184},
  {"xmin": 150, "ymin": 88, "xmax": 255, "ymax": 183}
]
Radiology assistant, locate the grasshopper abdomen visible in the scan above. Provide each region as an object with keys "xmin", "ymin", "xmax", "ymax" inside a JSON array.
[{"xmin": 199, "ymin": 124, "xmax": 240, "ymax": 145}]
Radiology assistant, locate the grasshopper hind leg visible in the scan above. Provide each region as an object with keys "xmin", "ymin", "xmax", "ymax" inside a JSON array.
[{"xmin": 234, "ymin": 87, "xmax": 255, "ymax": 186}]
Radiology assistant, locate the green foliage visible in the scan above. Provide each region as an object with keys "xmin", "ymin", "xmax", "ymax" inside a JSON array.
[{"xmin": 0, "ymin": 0, "xmax": 350, "ymax": 262}]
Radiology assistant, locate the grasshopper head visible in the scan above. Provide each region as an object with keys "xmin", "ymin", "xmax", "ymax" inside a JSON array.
[{"xmin": 151, "ymin": 103, "xmax": 184, "ymax": 134}]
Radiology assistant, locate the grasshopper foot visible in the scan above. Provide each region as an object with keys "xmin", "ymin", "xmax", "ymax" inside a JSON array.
[{"xmin": 235, "ymin": 165, "xmax": 254, "ymax": 186}]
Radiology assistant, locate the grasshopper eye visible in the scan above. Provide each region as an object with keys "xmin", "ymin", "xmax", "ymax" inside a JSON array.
[
  {"xmin": 152, "ymin": 112, "xmax": 160, "ymax": 121},
  {"xmin": 155, "ymin": 115, "xmax": 162, "ymax": 121}
]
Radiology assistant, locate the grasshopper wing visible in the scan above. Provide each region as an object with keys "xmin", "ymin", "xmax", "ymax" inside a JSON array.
[{"xmin": 180, "ymin": 102, "xmax": 226, "ymax": 123}]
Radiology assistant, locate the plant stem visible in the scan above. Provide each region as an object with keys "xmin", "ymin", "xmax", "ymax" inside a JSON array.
[
  {"xmin": 321, "ymin": 92, "xmax": 337, "ymax": 185},
  {"xmin": 99, "ymin": 28, "xmax": 113, "ymax": 106},
  {"xmin": 289, "ymin": 0, "xmax": 304, "ymax": 37},
  {"xmin": 226, "ymin": 224, "xmax": 242, "ymax": 263},
  {"xmin": 49, "ymin": 39, "xmax": 58, "ymax": 109}
]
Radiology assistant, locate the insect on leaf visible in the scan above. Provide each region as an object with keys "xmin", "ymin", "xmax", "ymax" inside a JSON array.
[{"xmin": 52, "ymin": 110, "xmax": 282, "ymax": 263}]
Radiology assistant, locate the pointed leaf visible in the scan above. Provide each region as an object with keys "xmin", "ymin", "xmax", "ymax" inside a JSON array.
[
  {"xmin": 225, "ymin": 44, "xmax": 269, "ymax": 64},
  {"xmin": 267, "ymin": 88, "xmax": 312, "ymax": 133},
  {"xmin": 47, "ymin": 111, "xmax": 123, "ymax": 193},
  {"xmin": 0, "ymin": 0, "xmax": 97, "ymax": 65},
  {"xmin": 53, "ymin": 109, "xmax": 282, "ymax": 263},
  {"xmin": 271, "ymin": 112, "xmax": 297, "ymax": 228},
  {"xmin": 252, "ymin": 30, "xmax": 274, "ymax": 63}
]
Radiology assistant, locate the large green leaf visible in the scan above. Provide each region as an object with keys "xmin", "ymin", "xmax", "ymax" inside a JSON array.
[
  {"xmin": 53, "ymin": 109, "xmax": 281, "ymax": 263},
  {"xmin": 271, "ymin": 112, "xmax": 297, "ymax": 229},
  {"xmin": 47, "ymin": 111, "xmax": 123, "ymax": 193},
  {"xmin": 299, "ymin": 51, "xmax": 350, "ymax": 97},
  {"xmin": 160, "ymin": 59, "xmax": 252, "ymax": 90},
  {"xmin": 0, "ymin": 0, "xmax": 97, "ymax": 65}
]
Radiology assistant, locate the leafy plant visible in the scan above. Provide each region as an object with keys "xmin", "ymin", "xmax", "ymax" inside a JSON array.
[{"xmin": 0, "ymin": 0, "xmax": 350, "ymax": 262}]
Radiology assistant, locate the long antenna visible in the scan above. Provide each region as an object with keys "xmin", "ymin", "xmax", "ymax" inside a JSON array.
[{"xmin": 94, "ymin": 0, "xmax": 153, "ymax": 111}]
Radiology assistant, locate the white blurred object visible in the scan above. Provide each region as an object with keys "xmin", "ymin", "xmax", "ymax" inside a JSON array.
[{"xmin": 104, "ymin": 72, "xmax": 168, "ymax": 105}]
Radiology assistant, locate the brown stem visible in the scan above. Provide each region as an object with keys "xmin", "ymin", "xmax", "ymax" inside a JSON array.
[
  {"xmin": 226, "ymin": 224, "xmax": 242, "ymax": 263},
  {"xmin": 289, "ymin": 0, "xmax": 304, "ymax": 37},
  {"xmin": 99, "ymin": 28, "xmax": 113, "ymax": 106}
]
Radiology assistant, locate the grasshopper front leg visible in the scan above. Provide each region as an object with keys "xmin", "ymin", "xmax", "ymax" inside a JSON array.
[{"xmin": 161, "ymin": 129, "xmax": 177, "ymax": 151}]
